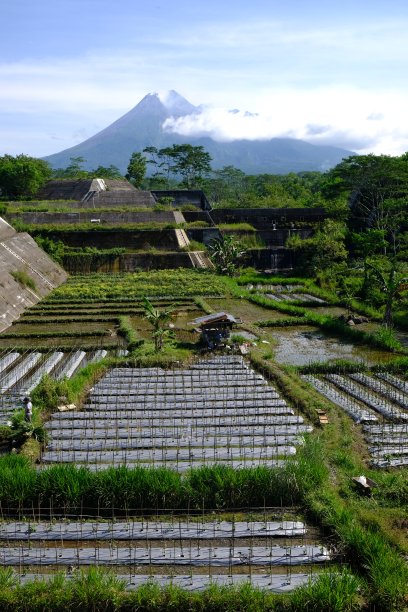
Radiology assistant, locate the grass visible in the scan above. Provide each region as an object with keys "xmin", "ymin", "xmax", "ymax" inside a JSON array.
[
  {"xmin": 249, "ymin": 293, "xmax": 407, "ymax": 354},
  {"xmin": 117, "ymin": 315, "xmax": 143, "ymax": 350},
  {"xmin": 1, "ymin": 269, "xmax": 408, "ymax": 607},
  {"xmin": 0, "ymin": 441, "xmax": 327, "ymax": 514},
  {"xmin": 10, "ymin": 269, "xmax": 37, "ymax": 291},
  {"xmin": 0, "ymin": 567, "xmax": 362, "ymax": 612},
  {"xmin": 45, "ymin": 270, "xmax": 230, "ymax": 301}
]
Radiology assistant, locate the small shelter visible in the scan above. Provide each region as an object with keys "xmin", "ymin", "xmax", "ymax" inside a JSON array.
[{"xmin": 190, "ymin": 312, "xmax": 237, "ymax": 349}]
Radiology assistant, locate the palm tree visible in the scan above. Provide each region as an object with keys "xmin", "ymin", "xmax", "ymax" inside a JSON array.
[
  {"xmin": 366, "ymin": 260, "xmax": 408, "ymax": 328},
  {"xmin": 142, "ymin": 297, "xmax": 174, "ymax": 352}
]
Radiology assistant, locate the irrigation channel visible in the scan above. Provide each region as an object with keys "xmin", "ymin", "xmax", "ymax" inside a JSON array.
[
  {"xmin": 304, "ymin": 372, "xmax": 408, "ymax": 467},
  {"xmin": 0, "ymin": 355, "xmax": 335, "ymax": 592}
]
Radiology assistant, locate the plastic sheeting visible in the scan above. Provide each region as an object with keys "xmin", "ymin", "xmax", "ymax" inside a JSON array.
[
  {"xmin": 349, "ymin": 373, "xmax": 408, "ymax": 410},
  {"xmin": 302, "ymin": 375, "xmax": 377, "ymax": 423},
  {"xmin": 0, "ymin": 520, "xmax": 307, "ymax": 541},
  {"xmin": 42, "ymin": 358, "xmax": 310, "ymax": 470},
  {"xmin": 42, "ymin": 445, "xmax": 297, "ymax": 464},
  {"xmin": 0, "ymin": 544, "xmax": 330, "ymax": 566},
  {"xmin": 46, "ymin": 434, "xmax": 305, "ymax": 453},
  {"xmin": 16, "ymin": 572, "xmax": 317, "ymax": 593},
  {"xmin": 325, "ymin": 374, "xmax": 408, "ymax": 422},
  {"xmin": 43, "ymin": 424, "xmax": 313, "ymax": 440}
]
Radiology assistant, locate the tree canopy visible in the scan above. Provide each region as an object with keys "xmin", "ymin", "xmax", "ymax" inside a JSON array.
[
  {"xmin": 143, "ymin": 144, "xmax": 212, "ymax": 188},
  {"xmin": 125, "ymin": 152, "xmax": 147, "ymax": 188},
  {"xmin": 53, "ymin": 157, "xmax": 123, "ymax": 179},
  {"xmin": 0, "ymin": 154, "xmax": 52, "ymax": 199}
]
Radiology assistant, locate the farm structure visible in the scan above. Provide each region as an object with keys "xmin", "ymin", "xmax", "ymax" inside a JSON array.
[{"xmin": 190, "ymin": 312, "xmax": 238, "ymax": 349}]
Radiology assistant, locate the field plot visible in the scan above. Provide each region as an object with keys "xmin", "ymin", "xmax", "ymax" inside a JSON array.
[
  {"xmin": 303, "ymin": 372, "xmax": 408, "ymax": 467},
  {"xmin": 42, "ymin": 356, "xmax": 312, "ymax": 470},
  {"xmin": 0, "ymin": 356, "xmax": 335, "ymax": 593},
  {"xmin": 0, "ymin": 511, "xmax": 331, "ymax": 593},
  {"xmin": 0, "ymin": 349, "xmax": 107, "ymax": 423},
  {"xmin": 247, "ymin": 284, "xmax": 327, "ymax": 305}
]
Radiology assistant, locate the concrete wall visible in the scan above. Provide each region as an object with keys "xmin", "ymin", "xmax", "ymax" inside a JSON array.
[
  {"xmin": 0, "ymin": 219, "xmax": 67, "ymax": 332},
  {"xmin": 33, "ymin": 229, "xmax": 181, "ymax": 250},
  {"xmin": 6, "ymin": 210, "xmax": 178, "ymax": 225},
  {"xmin": 186, "ymin": 228, "xmax": 222, "ymax": 246},
  {"xmin": 242, "ymin": 248, "xmax": 294, "ymax": 270},
  {"xmin": 66, "ymin": 252, "xmax": 194, "ymax": 273},
  {"xmin": 211, "ymin": 207, "xmax": 326, "ymax": 227}
]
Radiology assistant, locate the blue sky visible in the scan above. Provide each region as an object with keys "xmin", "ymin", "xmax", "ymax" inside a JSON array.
[{"xmin": 2, "ymin": 0, "xmax": 408, "ymax": 158}]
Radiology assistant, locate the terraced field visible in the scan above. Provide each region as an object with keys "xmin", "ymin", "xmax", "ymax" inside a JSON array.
[
  {"xmin": 42, "ymin": 356, "xmax": 312, "ymax": 470},
  {"xmin": 0, "ymin": 356, "xmax": 335, "ymax": 592},
  {"xmin": 0, "ymin": 349, "xmax": 108, "ymax": 423},
  {"xmin": 304, "ymin": 371, "xmax": 408, "ymax": 468},
  {"xmin": 1, "ymin": 271, "xmax": 407, "ymax": 606}
]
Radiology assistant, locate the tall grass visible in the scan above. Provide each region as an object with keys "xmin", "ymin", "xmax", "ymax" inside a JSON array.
[
  {"xmin": 0, "ymin": 567, "xmax": 362, "ymax": 611},
  {"xmin": 289, "ymin": 569, "xmax": 361, "ymax": 611},
  {"xmin": 0, "ymin": 449, "xmax": 326, "ymax": 515},
  {"xmin": 305, "ymin": 487, "xmax": 408, "ymax": 610},
  {"xmin": 117, "ymin": 315, "xmax": 143, "ymax": 350},
  {"xmin": 249, "ymin": 353, "xmax": 329, "ymax": 426}
]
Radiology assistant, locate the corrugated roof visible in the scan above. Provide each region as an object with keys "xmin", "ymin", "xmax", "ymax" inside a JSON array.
[{"xmin": 190, "ymin": 312, "xmax": 237, "ymax": 326}]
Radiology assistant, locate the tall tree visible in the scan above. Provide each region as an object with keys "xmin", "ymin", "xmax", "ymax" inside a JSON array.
[
  {"xmin": 165, "ymin": 144, "xmax": 212, "ymax": 188},
  {"xmin": 287, "ymin": 219, "xmax": 347, "ymax": 276},
  {"xmin": 53, "ymin": 156, "xmax": 90, "ymax": 178},
  {"xmin": 125, "ymin": 152, "xmax": 147, "ymax": 187},
  {"xmin": 143, "ymin": 144, "xmax": 212, "ymax": 188},
  {"xmin": 0, "ymin": 154, "xmax": 52, "ymax": 199},
  {"xmin": 327, "ymin": 154, "xmax": 408, "ymax": 236}
]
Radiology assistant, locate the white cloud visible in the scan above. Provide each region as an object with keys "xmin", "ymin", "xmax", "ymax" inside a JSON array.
[
  {"xmin": 2, "ymin": 12, "xmax": 408, "ymax": 158},
  {"xmin": 163, "ymin": 87, "xmax": 408, "ymax": 155}
]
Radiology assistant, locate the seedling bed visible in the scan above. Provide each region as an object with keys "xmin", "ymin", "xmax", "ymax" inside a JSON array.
[
  {"xmin": 15, "ymin": 572, "xmax": 317, "ymax": 593},
  {"xmin": 0, "ymin": 520, "xmax": 307, "ymax": 541},
  {"xmin": 42, "ymin": 356, "xmax": 309, "ymax": 470},
  {"xmin": 303, "ymin": 371, "xmax": 408, "ymax": 468},
  {"xmin": 0, "ymin": 544, "xmax": 330, "ymax": 567}
]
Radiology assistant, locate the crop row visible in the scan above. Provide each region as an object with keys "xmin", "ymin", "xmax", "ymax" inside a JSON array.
[
  {"xmin": 44, "ymin": 271, "xmax": 229, "ymax": 301},
  {"xmin": 304, "ymin": 372, "xmax": 408, "ymax": 467}
]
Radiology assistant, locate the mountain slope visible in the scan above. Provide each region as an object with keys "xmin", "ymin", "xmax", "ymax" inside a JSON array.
[{"xmin": 43, "ymin": 91, "xmax": 353, "ymax": 174}]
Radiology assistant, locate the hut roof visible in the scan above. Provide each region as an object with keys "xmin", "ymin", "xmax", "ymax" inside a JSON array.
[{"xmin": 190, "ymin": 312, "xmax": 237, "ymax": 326}]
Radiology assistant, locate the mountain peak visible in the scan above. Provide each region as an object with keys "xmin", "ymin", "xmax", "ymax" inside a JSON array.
[
  {"xmin": 43, "ymin": 90, "xmax": 353, "ymax": 174},
  {"xmin": 156, "ymin": 90, "xmax": 198, "ymax": 116}
]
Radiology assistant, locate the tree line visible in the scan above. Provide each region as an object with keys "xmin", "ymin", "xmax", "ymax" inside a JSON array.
[{"xmin": 0, "ymin": 147, "xmax": 407, "ymax": 327}]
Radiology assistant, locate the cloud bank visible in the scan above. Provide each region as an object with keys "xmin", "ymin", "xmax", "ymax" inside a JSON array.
[{"xmin": 163, "ymin": 87, "xmax": 408, "ymax": 156}]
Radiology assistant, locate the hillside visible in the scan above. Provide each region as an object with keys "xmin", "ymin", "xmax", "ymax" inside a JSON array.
[{"xmin": 43, "ymin": 91, "xmax": 353, "ymax": 174}]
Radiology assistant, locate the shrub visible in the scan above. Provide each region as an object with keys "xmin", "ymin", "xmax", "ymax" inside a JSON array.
[{"xmin": 10, "ymin": 269, "xmax": 36, "ymax": 291}]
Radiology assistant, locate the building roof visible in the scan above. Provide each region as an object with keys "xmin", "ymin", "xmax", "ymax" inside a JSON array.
[{"xmin": 190, "ymin": 312, "xmax": 237, "ymax": 326}]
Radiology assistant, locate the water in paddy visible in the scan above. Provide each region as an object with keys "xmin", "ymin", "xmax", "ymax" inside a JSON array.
[{"xmin": 271, "ymin": 325, "xmax": 396, "ymax": 366}]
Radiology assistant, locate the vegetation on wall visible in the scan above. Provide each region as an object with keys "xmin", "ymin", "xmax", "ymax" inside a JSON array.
[{"xmin": 10, "ymin": 269, "xmax": 37, "ymax": 291}]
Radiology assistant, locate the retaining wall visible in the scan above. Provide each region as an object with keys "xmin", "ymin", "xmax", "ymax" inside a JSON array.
[
  {"xmin": 0, "ymin": 219, "xmax": 67, "ymax": 332},
  {"xmin": 6, "ymin": 210, "xmax": 178, "ymax": 225}
]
